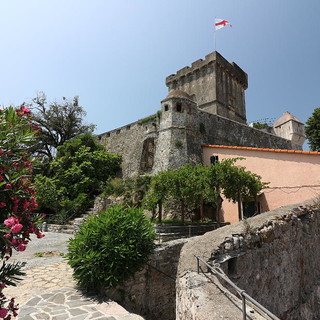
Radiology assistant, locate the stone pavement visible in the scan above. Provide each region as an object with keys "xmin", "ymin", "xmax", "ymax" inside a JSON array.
[{"xmin": 3, "ymin": 234, "xmax": 145, "ymax": 320}]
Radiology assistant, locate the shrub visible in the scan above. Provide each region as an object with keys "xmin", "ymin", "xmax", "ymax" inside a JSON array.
[
  {"xmin": 67, "ymin": 205, "xmax": 156, "ymax": 291},
  {"xmin": 35, "ymin": 133, "xmax": 121, "ymax": 221},
  {"xmin": 0, "ymin": 106, "xmax": 44, "ymax": 318}
]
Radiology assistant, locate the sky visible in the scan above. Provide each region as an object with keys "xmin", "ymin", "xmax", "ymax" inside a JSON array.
[{"xmin": 0, "ymin": 1, "xmax": 319, "ymax": 149}]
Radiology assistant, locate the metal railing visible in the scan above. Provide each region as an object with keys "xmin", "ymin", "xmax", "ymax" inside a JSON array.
[
  {"xmin": 195, "ymin": 256, "xmax": 280, "ymax": 320},
  {"xmin": 155, "ymin": 223, "xmax": 230, "ymax": 243}
]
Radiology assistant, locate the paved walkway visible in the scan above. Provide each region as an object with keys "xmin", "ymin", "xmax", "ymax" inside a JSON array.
[{"xmin": 3, "ymin": 233, "xmax": 144, "ymax": 320}]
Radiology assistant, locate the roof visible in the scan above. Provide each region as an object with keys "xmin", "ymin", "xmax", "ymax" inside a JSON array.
[
  {"xmin": 273, "ymin": 111, "xmax": 303, "ymax": 128},
  {"xmin": 201, "ymin": 144, "xmax": 320, "ymax": 155},
  {"xmin": 165, "ymin": 89, "xmax": 193, "ymax": 100}
]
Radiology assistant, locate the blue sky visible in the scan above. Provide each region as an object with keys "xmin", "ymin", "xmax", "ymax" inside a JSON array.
[{"xmin": 1, "ymin": 1, "xmax": 319, "ymax": 149}]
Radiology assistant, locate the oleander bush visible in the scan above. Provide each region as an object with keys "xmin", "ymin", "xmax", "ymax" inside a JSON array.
[{"xmin": 67, "ymin": 205, "xmax": 156, "ymax": 291}]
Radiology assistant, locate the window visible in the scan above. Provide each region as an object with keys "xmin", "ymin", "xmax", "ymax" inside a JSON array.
[
  {"xmin": 176, "ymin": 103, "xmax": 182, "ymax": 112},
  {"xmin": 164, "ymin": 105, "xmax": 169, "ymax": 111},
  {"xmin": 242, "ymin": 201, "xmax": 261, "ymax": 218},
  {"xmin": 210, "ymin": 155, "xmax": 219, "ymax": 164}
]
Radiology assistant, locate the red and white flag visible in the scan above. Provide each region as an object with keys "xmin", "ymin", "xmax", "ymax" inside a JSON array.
[{"xmin": 215, "ymin": 18, "xmax": 232, "ymax": 30}]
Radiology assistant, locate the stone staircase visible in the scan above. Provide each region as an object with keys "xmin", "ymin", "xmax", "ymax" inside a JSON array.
[{"xmin": 42, "ymin": 196, "xmax": 113, "ymax": 234}]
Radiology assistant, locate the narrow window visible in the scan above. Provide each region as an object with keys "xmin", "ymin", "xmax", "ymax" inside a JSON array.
[
  {"xmin": 176, "ymin": 103, "xmax": 182, "ymax": 113},
  {"xmin": 210, "ymin": 155, "xmax": 219, "ymax": 164},
  {"xmin": 164, "ymin": 105, "xmax": 169, "ymax": 111}
]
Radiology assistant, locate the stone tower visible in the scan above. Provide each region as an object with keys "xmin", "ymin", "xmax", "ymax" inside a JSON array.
[
  {"xmin": 166, "ymin": 51, "xmax": 248, "ymax": 124},
  {"xmin": 152, "ymin": 90, "xmax": 198, "ymax": 173},
  {"xmin": 273, "ymin": 111, "xmax": 305, "ymax": 149}
]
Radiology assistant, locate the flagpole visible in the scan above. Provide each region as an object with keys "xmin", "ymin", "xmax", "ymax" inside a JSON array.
[{"xmin": 214, "ymin": 17, "xmax": 217, "ymax": 51}]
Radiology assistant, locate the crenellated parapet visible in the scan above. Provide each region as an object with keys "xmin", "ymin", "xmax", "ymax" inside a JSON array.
[{"xmin": 166, "ymin": 51, "xmax": 248, "ymax": 90}]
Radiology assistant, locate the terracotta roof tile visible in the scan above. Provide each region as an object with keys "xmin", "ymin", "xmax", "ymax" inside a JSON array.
[{"xmin": 201, "ymin": 144, "xmax": 320, "ymax": 155}]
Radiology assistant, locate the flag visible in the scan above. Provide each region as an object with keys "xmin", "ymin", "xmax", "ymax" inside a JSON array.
[{"xmin": 215, "ymin": 18, "xmax": 232, "ymax": 30}]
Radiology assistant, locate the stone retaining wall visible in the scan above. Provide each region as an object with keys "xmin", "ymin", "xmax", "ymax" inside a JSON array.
[
  {"xmin": 104, "ymin": 239, "xmax": 188, "ymax": 320},
  {"xmin": 176, "ymin": 200, "xmax": 320, "ymax": 320}
]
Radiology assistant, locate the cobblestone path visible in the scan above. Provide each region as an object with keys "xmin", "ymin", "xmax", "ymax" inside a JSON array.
[{"xmin": 3, "ymin": 234, "xmax": 144, "ymax": 320}]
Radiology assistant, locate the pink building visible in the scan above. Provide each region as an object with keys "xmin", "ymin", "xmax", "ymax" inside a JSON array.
[{"xmin": 202, "ymin": 145, "xmax": 320, "ymax": 224}]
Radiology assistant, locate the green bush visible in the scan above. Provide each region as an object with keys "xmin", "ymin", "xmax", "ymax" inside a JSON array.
[
  {"xmin": 35, "ymin": 133, "xmax": 122, "ymax": 221},
  {"xmin": 66, "ymin": 205, "xmax": 156, "ymax": 291}
]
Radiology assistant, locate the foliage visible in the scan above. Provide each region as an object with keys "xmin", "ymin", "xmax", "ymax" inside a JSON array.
[
  {"xmin": 35, "ymin": 133, "xmax": 121, "ymax": 223},
  {"xmin": 138, "ymin": 114, "xmax": 157, "ymax": 125},
  {"xmin": 29, "ymin": 92, "xmax": 95, "ymax": 161},
  {"xmin": 252, "ymin": 122, "xmax": 270, "ymax": 129},
  {"xmin": 67, "ymin": 205, "xmax": 156, "ymax": 291},
  {"xmin": 103, "ymin": 176, "xmax": 151, "ymax": 207},
  {"xmin": 305, "ymin": 107, "xmax": 320, "ymax": 151},
  {"xmin": 138, "ymin": 110, "xmax": 161, "ymax": 125},
  {"xmin": 0, "ymin": 106, "xmax": 44, "ymax": 318},
  {"xmin": 143, "ymin": 160, "xmax": 267, "ymax": 222}
]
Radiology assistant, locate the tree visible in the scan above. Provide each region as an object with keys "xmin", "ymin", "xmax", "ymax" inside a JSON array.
[
  {"xmin": 29, "ymin": 92, "xmax": 95, "ymax": 161},
  {"xmin": 35, "ymin": 133, "xmax": 122, "ymax": 223},
  {"xmin": 143, "ymin": 161, "xmax": 266, "ymax": 223},
  {"xmin": 0, "ymin": 106, "xmax": 44, "ymax": 318},
  {"xmin": 305, "ymin": 107, "xmax": 320, "ymax": 151}
]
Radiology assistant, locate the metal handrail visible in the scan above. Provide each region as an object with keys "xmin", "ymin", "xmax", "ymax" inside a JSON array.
[{"xmin": 195, "ymin": 256, "xmax": 280, "ymax": 320}]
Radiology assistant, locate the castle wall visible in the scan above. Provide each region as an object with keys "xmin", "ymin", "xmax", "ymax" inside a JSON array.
[
  {"xmin": 98, "ymin": 118, "xmax": 159, "ymax": 177},
  {"xmin": 99, "ymin": 108, "xmax": 295, "ymax": 178},
  {"xmin": 183, "ymin": 109, "xmax": 294, "ymax": 170}
]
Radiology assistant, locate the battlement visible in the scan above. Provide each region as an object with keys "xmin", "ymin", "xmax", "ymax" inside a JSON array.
[{"xmin": 166, "ymin": 51, "xmax": 248, "ymax": 89}]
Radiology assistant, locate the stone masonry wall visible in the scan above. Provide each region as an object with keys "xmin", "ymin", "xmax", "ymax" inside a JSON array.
[
  {"xmin": 177, "ymin": 200, "xmax": 320, "ymax": 320},
  {"xmin": 166, "ymin": 51, "xmax": 248, "ymax": 123},
  {"xmin": 98, "ymin": 118, "xmax": 159, "ymax": 177},
  {"xmin": 98, "ymin": 106, "xmax": 295, "ymax": 178},
  {"xmin": 104, "ymin": 239, "xmax": 188, "ymax": 320}
]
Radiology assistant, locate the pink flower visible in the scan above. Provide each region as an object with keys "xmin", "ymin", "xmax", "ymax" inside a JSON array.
[
  {"xmin": 0, "ymin": 202, "xmax": 6, "ymax": 208},
  {"xmin": 0, "ymin": 308, "xmax": 8, "ymax": 317},
  {"xmin": 16, "ymin": 105, "xmax": 31, "ymax": 116},
  {"xmin": 17, "ymin": 244, "xmax": 26, "ymax": 251},
  {"xmin": 11, "ymin": 224, "xmax": 23, "ymax": 233},
  {"xmin": 21, "ymin": 106, "xmax": 31, "ymax": 114},
  {"xmin": 36, "ymin": 232, "xmax": 45, "ymax": 239},
  {"xmin": 11, "ymin": 196, "xmax": 19, "ymax": 204},
  {"xmin": 23, "ymin": 201, "xmax": 30, "ymax": 209},
  {"xmin": 4, "ymin": 217, "xmax": 18, "ymax": 227},
  {"xmin": 0, "ymin": 282, "xmax": 6, "ymax": 289}
]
